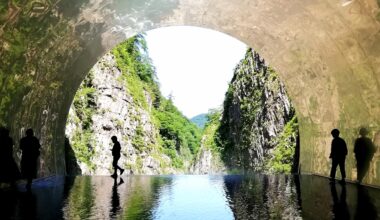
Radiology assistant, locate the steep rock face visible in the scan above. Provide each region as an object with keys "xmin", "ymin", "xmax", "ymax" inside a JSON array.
[
  {"xmin": 219, "ymin": 49, "xmax": 298, "ymax": 172},
  {"xmin": 66, "ymin": 53, "xmax": 173, "ymax": 175},
  {"xmin": 191, "ymin": 138, "xmax": 225, "ymax": 174}
]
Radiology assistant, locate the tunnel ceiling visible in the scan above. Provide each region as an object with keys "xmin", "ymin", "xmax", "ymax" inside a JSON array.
[{"xmin": 1, "ymin": 0, "xmax": 380, "ymax": 184}]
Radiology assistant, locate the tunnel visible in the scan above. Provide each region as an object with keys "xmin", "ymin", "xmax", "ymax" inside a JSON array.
[{"xmin": 1, "ymin": 0, "xmax": 380, "ymax": 186}]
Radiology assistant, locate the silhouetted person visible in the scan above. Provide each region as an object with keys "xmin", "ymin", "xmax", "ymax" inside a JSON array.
[
  {"xmin": 0, "ymin": 128, "xmax": 21, "ymax": 187},
  {"xmin": 330, "ymin": 183, "xmax": 350, "ymax": 219},
  {"xmin": 329, "ymin": 129, "xmax": 348, "ymax": 182},
  {"xmin": 20, "ymin": 129, "xmax": 41, "ymax": 190},
  {"xmin": 109, "ymin": 177, "xmax": 124, "ymax": 218},
  {"xmin": 354, "ymin": 128, "xmax": 375, "ymax": 184},
  {"xmin": 111, "ymin": 136, "xmax": 124, "ymax": 177}
]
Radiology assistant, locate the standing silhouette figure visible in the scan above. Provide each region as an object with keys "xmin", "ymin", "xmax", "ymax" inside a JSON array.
[
  {"xmin": 329, "ymin": 129, "xmax": 348, "ymax": 183},
  {"xmin": 20, "ymin": 129, "xmax": 41, "ymax": 190},
  {"xmin": 111, "ymin": 136, "xmax": 124, "ymax": 178},
  {"xmin": 354, "ymin": 128, "xmax": 375, "ymax": 184},
  {"xmin": 0, "ymin": 128, "xmax": 20, "ymax": 186}
]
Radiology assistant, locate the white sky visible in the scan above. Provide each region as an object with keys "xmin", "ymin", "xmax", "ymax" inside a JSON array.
[{"xmin": 145, "ymin": 26, "xmax": 247, "ymax": 118}]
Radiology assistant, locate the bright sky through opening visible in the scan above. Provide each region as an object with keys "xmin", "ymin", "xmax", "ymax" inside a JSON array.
[{"xmin": 146, "ymin": 26, "xmax": 246, "ymax": 118}]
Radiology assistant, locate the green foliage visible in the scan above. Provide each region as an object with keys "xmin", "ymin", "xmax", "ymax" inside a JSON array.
[
  {"xmin": 64, "ymin": 177, "xmax": 95, "ymax": 219},
  {"xmin": 266, "ymin": 116, "xmax": 298, "ymax": 173},
  {"xmin": 192, "ymin": 108, "xmax": 225, "ymax": 171},
  {"xmin": 216, "ymin": 48, "xmax": 299, "ymax": 173},
  {"xmin": 69, "ymin": 71, "xmax": 96, "ymax": 170},
  {"xmin": 154, "ymin": 98, "xmax": 202, "ymax": 155},
  {"xmin": 114, "ymin": 118, "xmax": 124, "ymax": 129},
  {"xmin": 122, "ymin": 177, "xmax": 171, "ymax": 219},
  {"xmin": 69, "ymin": 33, "xmax": 202, "ymax": 172},
  {"xmin": 132, "ymin": 124, "xmax": 147, "ymax": 152},
  {"xmin": 71, "ymin": 131, "xmax": 95, "ymax": 171},
  {"xmin": 73, "ymin": 87, "xmax": 96, "ymax": 129},
  {"xmin": 216, "ymin": 84, "xmax": 235, "ymax": 157},
  {"xmin": 162, "ymin": 148, "xmax": 184, "ymax": 168},
  {"xmin": 202, "ymin": 109, "xmax": 222, "ymax": 152},
  {"xmin": 114, "ymin": 37, "xmax": 202, "ymax": 163},
  {"xmin": 112, "ymin": 33, "xmax": 160, "ymax": 109},
  {"xmin": 136, "ymin": 156, "xmax": 143, "ymax": 172},
  {"xmin": 112, "ymin": 33, "xmax": 155, "ymax": 83}
]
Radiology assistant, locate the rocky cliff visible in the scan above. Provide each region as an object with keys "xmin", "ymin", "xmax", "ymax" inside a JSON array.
[
  {"xmin": 218, "ymin": 49, "xmax": 299, "ymax": 173},
  {"xmin": 65, "ymin": 35, "xmax": 201, "ymax": 175},
  {"xmin": 65, "ymin": 40, "xmax": 298, "ymax": 175},
  {"xmin": 191, "ymin": 110, "xmax": 225, "ymax": 174},
  {"xmin": 66, "ymin": 53, "xmax": 170, "ymax": 175}
]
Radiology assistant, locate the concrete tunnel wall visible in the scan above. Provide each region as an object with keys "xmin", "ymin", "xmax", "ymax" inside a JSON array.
[{"xmin": 1, "ymin": 0, "xmax": 380, "ymax": 185}]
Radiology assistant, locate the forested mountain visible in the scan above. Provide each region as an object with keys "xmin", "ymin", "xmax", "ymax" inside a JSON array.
[{"xmin": 190, "ymin": 113, "xmax": 208, "ymax": 129}]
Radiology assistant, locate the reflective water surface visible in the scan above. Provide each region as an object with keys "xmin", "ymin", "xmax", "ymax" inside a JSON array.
[{"xmin": 0, "ymin": 175, "xmax": 380, "ymax": 219}]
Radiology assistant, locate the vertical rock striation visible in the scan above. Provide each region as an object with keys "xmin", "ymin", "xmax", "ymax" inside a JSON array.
[
  {"xmin": 218, "ymin": 49, "xmax": 298, "ymax": 172},
  {"xmin": 191, "ymin": 137, "xmax": 225, "ymax": 174}
]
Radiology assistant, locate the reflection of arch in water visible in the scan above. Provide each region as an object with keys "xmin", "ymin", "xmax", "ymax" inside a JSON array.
[{"xmin": 1, "ymin": 0, "xmax": 380, "ymax": 185}]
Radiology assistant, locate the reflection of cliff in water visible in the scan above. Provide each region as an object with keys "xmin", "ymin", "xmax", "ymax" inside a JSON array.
[
  {"xmin": 224, "ymin": 175, "xmax": 302, "ymax": 219},
  {"xmin": 3, "ymin": 175, "xmax": 380, "ymax": 219},
  {"xmin": 62, "ymin": 176, "xmax": 172, "ymax": 219}
]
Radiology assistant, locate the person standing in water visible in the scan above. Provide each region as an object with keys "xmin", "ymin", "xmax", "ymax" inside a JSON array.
[
  {"xmin": 20, "ymin": 129, "xmax": 41, "ymax": 190},
  {"xmin": 329, "ymin": 129, "xmax": 348, "ymax": 183},
  {"xmin": 111, "ymin": 136, "xmax": 124, "ymax": 178}
]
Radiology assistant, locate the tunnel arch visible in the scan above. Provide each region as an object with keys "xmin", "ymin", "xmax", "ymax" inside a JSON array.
[
  {"xmin": 66, "ymin": 25, "xmax": 297, "ymax": 175},
  {"xmin": 1, "ymin": 0, "xmax": 380, "ymax": 185}
]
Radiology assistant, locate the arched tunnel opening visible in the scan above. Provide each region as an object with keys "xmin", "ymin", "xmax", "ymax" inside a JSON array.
[
  {"xmin": 63, "ymin": 26, "xmax": 300, "ymax": 176},
  {"xmin": 1, "ymin": 0, "xmax": 380, "ymax": 218}
]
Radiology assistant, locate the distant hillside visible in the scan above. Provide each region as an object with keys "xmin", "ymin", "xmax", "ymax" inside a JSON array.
[{"xmin": 191, "ymin": 113, "xmax": 208, "ymax": 129}]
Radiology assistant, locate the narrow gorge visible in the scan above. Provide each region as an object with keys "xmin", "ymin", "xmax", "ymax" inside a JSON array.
[{"xmin": 65, "ymin": 35, "xmax": 299, "ymax": 175}]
